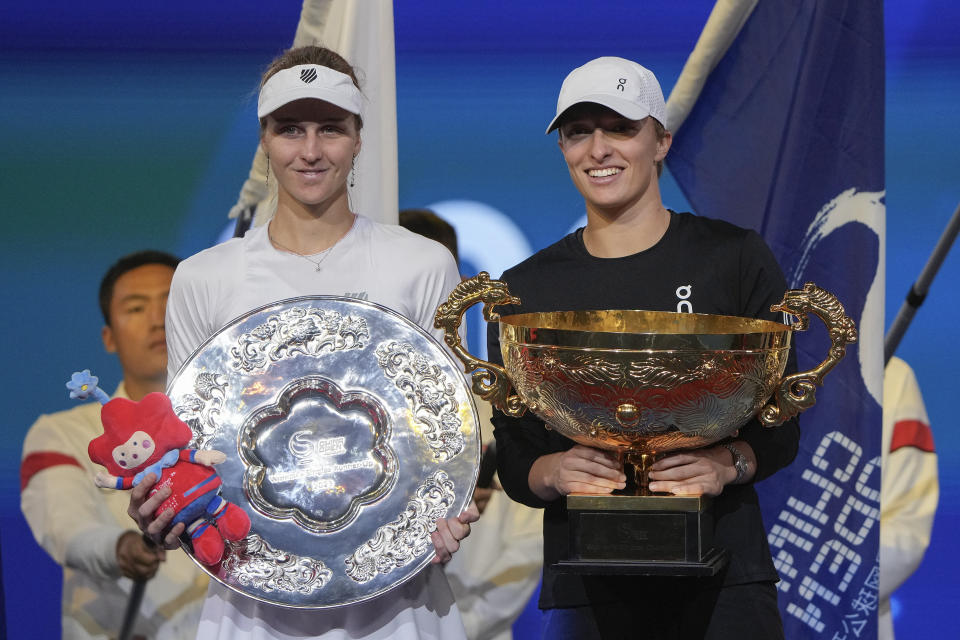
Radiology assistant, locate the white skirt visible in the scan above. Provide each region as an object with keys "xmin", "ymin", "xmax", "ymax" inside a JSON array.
[{"xmin": 196, "ymin": 564, "xmax": 467, "ymax": 640}]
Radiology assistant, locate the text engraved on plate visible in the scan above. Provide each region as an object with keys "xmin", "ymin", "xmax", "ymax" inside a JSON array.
[
  {"xmin": 239, "ymin": 377, "xmax": 397, "ymax": 533},
  {"xmin": 222, "ymin": 533, "xmax": 332, "ymax": 595},
  {"xmin": 344, "ymin": 470, "xmax": 456, "ymax": 584},
  {"xmin": 376, "ymin": 341, "xmax": 464, "ymax": 461},
  {"xmin": 231, "ymin": 306, "xmax": 370, "ymax": 373},
  {"xmin": 172, "ymin": 372, "xmax": 228, "ymax": 449}
]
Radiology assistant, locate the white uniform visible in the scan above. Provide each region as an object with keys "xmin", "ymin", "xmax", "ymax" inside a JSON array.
[
  {"xmin": 879, "ymin": 357, "xmax": 938, "ymax": 640},
  {"xmin": 21, "ymin": 383, "xmax": 208, "ymax": 640},
  {"xmin": 166, "ymin": 215, "xmax": 468, "ymax": 640}
]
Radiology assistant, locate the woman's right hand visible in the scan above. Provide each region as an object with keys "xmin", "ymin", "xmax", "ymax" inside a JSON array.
[
  {"xmin": 127, "ymin": 473, "xmax": 185, "ymax": 550},
  {"xmin": 528, "ymin": 444, "xmax": 626, "ymax": 501}
]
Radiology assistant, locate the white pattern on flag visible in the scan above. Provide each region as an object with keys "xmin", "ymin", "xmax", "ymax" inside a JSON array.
[{"xmin": 665, "ymin": 1, "xmax": 884, "ymax": 636}]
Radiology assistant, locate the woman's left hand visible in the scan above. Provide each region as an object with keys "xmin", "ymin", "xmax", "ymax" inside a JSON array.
[
  {"xmin": 647, "ymin": 447, "xmax": 735, "ymax": 497},
  {"xmin": 431, "ymin": 500, "xmax": 481, "ymax": 564}
]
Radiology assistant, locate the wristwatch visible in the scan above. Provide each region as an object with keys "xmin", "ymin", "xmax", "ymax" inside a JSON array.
[{"xmin": 722, "ymin": 442, "xmax": 749, "ymax": 484}]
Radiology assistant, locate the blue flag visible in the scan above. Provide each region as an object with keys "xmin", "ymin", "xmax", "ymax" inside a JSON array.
[{"xmin": 666, "ymin": 1, "xmax": 884, "ymax": 638}]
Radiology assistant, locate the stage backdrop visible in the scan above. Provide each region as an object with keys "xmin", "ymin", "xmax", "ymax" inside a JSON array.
[{"xmin": 1, "ymin": 2, "xmax": 957, "ymax": 638}]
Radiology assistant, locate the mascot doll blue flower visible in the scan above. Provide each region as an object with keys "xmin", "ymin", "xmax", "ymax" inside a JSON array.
[{"xmin": 69, "ymin": 370, "xmax": 250, "ymax": 565}]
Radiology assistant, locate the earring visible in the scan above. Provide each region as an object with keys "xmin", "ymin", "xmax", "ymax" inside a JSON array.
[
  {"xmin": 265, "ymin": 154, "xmax": 270, "ymax": 186},
  {"xmin": 349, "ymin": 155, "xmax": 356, "ymax": 188}
]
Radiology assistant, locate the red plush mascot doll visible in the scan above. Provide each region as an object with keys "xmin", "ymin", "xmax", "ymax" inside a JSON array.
[{"xmin": 71, "ymin": 370, "xmax": 250, "ymax": 565}]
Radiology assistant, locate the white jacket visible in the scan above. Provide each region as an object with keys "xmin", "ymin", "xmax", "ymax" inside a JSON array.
[
  {"xmin": 21, "ymin": 383, "xmax": 208, "ymax": 640},
  {"xmin": 879, "ymin": 358, "xmax": 938, "ymax": 640}
]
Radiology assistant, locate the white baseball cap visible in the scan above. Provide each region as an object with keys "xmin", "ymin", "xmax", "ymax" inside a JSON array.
[
  {"xmin": 257, "ymin": 64, "xmax": 364, "ymax": 119},
  {"xmin": 545, "ymin": 57, "xmax": 666, "ymax": 134}
]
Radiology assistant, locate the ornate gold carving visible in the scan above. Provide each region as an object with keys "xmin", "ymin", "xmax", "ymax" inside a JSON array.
[
  {"xmin": 760, "ymin": 282, "xmax": 858, "ymax": 426},
  {"xmin": 433, "ymin": 272, "xmax": 525, "ymax": 416},
  {"xmin": 616, "ymin": 403, "xmax": 639, "ymax": 427},
  {"xmin": 436, "ymin": 275, "xmax": 854, "ymax": 488}
]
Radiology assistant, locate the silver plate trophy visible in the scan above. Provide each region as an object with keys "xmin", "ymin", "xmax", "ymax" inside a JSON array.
[{"xmin": 166, "ymin": 296, "xmax": 480, "ymax": 608}]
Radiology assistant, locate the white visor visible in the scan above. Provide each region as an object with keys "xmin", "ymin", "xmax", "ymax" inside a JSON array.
[{"xmin": 257, "ymin": 64, "xmax": 364, "ymax": 119}]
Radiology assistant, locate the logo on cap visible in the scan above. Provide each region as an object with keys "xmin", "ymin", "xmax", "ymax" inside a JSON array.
[
  {"xmin": 300, "ymin": 68, "xmax": 318, "ymax": 84},
  {"xmin": 617, "ymin": 78, "xmax": 627, "ymax": 92}
]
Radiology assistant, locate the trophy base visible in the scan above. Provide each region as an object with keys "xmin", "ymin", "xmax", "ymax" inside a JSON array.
[
  {"xmin": 557, "ymin": 494, "xmax": 729, "ymax": 577},
  {"xmin": 554, "ymin": 547, "xmax": 729, "ymax": 576}
]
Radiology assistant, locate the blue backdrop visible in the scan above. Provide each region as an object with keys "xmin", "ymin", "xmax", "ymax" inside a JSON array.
[{"xmin": 1, "ymin": 2, "xmax": 957, "ymax": 638}]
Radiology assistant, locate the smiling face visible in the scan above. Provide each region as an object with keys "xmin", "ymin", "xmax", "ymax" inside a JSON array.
[
  {"xmin": 558, "ymin": 104, "xmax": 671, "ymax": 217},
  {"xmin": 260, "ymin": 98, "xmax": 362, "ymax": 213},
  {"xmin": 111, "ymin": 430, "xmax": 156, "ymax": 470}
]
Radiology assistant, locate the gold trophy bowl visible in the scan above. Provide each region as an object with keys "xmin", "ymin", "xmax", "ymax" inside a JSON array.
[{"xmin": 435, "ymin": 273, "xmax": 857, "ymax": 575}]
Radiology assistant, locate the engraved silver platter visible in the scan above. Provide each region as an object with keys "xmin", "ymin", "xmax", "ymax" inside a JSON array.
[{"xmin": 166, "ymin": 296, "xmax": 480, "ymax": 608}]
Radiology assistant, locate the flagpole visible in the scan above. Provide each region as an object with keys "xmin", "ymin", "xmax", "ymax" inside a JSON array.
[
  {"xmin": 117, "ymin": 534, "xmax": 156, "ymax": 640},
  {"xmin": 884, "ymin": 200, "xmax": 960, "ymax": 365},
  {"xmin": 117, "ymin": 580, "xmax": 146, "ymax": 640}
]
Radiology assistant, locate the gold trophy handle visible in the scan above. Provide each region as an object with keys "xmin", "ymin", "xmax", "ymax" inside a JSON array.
[
  {"xmin": 759, "ymin": 282, "xmax": 859, "ymax": 427},
  {"xmin": 434, "ymin": 272, "xmax": 527, "ymax": 417}
]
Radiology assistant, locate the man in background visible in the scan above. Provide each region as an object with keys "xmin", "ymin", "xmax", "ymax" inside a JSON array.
[
  {"xmin": 400, "ymin": 209, "xmax": 543, "ymax": 640},
  {"xmin": 21, "ymin": 250, "xmax": 208, "ymax": 640},
  {"xmin": 880, "ymin": 357, "xmax": 938, "ymax": 640}
]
